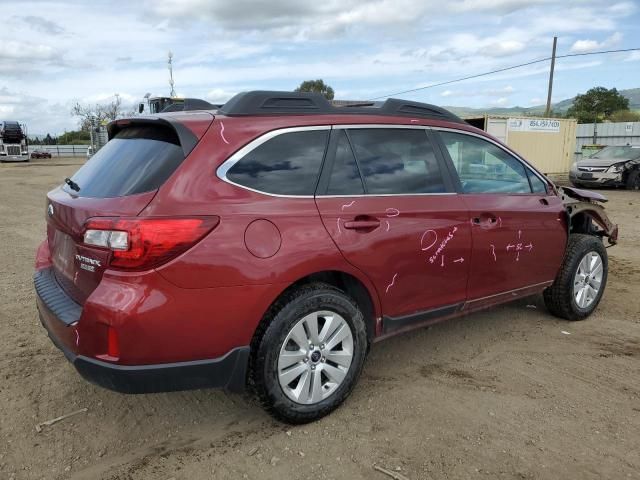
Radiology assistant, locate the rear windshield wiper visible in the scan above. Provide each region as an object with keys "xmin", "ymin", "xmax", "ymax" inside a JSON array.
[{"xmin": 64, "ymin": 177, "xmax": 80, "ymax": 192}]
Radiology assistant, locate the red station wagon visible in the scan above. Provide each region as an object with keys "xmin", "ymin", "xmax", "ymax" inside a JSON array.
[{"xmin": 34, "ymin": 91, "xmax": 618, "ymax": 423}]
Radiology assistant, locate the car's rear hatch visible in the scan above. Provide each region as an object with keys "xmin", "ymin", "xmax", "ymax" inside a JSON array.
[{"xmin": 46, "ymin": 113, "xmax": 214, "ymax": 304}]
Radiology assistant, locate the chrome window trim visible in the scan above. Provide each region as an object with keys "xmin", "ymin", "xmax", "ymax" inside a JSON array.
[
  {"xmin": 216, "ymin": 123, "xmax": 549, "ymax": 198},
  {"xmin": 216, "ymin": 125, "xmax": 331, "ymax": 199},
  {"xmin": 431, "ymin": 126, "xmax": 551, "ymax": 190},
  {"xmin": 217, "ymin": 123, "xmax": 457, "ymax": 198},
  {"xmin": 333, "ymin": 124, "xmax": 431, "ymax": 130}
]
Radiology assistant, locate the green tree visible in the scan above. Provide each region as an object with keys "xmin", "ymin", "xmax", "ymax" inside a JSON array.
[
  {"xmin": 295, "ymin": 79, "xmax": 335, "ymax": 100},
  {"xmin": 566, "ymin": 87, "xmax": 629, "ymax": 123},
  {"xmin": 57, "ymin": 130, "xmax": 91, "ymax": 145}
]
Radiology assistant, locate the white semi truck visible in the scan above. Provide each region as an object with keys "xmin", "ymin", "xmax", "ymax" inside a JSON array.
[{"xmin": 0, "ymin": 121, "xmax": 28, "ymax": 162}]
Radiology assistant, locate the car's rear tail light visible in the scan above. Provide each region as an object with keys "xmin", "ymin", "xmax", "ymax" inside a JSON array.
[{"xmin": 82, "ymin": 216, "xmax": 219, "ymax": 270}]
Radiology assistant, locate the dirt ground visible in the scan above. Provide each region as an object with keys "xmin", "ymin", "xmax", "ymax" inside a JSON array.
[{"xmin": 1, "ymin": 158, "xmax": 639, "ymax": 480}]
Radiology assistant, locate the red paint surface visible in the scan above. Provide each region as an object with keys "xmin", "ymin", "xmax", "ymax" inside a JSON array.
[
  {"xmin": 37, "ymin": 112, "xmax": 571, "ymax": 368},
  {"xmin": 244, "ymin": 219, "xmax": 282, "ymax": 259}
]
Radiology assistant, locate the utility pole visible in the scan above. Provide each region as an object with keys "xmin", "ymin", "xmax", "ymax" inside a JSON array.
[
  {"xmin": 168, "ymin": 51, "xmax": 176, "ymax": 98},
  {"xmin": 545, "ymin": 36, "xmax": 557, "ymax": 118}
]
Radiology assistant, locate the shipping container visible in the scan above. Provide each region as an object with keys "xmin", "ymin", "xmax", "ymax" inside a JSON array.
[{"xmin": 466, "ymin": 115, "xmax": 577, "ymax": 174}]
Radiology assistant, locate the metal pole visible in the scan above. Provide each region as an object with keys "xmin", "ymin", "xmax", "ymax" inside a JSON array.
[{"xmin": 545, "ymin": 36, "xmax": 557, "ymax": 118}]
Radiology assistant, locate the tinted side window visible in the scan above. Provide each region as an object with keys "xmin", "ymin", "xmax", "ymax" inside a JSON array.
[
  {"xmin": 348, "ymin": 129, "xmax": 446, "ymax": 194},
  {"xmin": 440, "ymin": 131, "xmax": 531, "ymax": 194},
  {"xmin": 527, "ymin": 169, "xmax": 548, "ymax": 194},
  {"xmin": 227, "ymin": 130, "xmax": 328, "ymax": 195},
  {"xmin": 326, "ymin": 131, "xmax": 365, "ymax": 195},
  {"xmin": 64, "ymin": 126, "xmax": 184, "ymax": 198}
]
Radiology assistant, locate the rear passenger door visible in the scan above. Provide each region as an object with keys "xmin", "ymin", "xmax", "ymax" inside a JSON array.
[
  {"xmin": 315, "ymin": 127, "xmax": 471, "ymax": 333},
  {"xmin": 434, "ymin": 129, "xmax": 567, "ymax": 303}
]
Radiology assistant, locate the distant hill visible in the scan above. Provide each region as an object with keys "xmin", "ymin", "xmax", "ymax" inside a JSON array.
[{"xmin": 446, "ymin": 87, "xmax": 640, "ymax": 118}]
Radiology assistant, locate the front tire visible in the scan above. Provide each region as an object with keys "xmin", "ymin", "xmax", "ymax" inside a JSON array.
[
  {"xmin": 626, "ymin": 169, "xmax": 640, "ymax": 190},
  {"xmin": 544, "ymin": 234, "xmax": 608, "ymax": 321},
  {"xmin": 250, "ymin": 283, "xmax": 367, "ymax": 424}
]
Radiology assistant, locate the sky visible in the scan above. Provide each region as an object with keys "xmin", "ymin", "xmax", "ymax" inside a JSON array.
[{"xmin": 1, "ymin": 0, "xmax": 639, "ymax": 135}]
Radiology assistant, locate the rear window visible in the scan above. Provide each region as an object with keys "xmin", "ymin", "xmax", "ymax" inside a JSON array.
[
  {"xmin": 226, "ymin": 130, "xmax": 329, "ymax": 196},
  {"xmin": 63, "ymin": 126, "xmax": 184, "ymax": 198}
]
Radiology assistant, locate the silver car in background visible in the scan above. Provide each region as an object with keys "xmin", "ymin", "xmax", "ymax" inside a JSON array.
[{"xmin": 570, "ymin": 145, "xmax": 640, "ymax": 190}]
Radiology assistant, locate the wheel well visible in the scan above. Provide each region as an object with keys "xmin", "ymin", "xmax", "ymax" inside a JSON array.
[
  {"xmin": 255, "ymin": 271, "xmax": 377, "ymax": 345},
  {"xmin": 569, "ymin": 211, "xmax": 595, "ymax": 235}
]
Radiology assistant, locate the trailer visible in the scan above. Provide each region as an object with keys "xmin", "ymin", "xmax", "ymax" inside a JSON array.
[
  {"xmin": 0, "ymin": 121, "xmax": 29, "ymax": 162},
  {"xmin": 138, "ymin": 96, "xmax": 219, "ymax": 114}
]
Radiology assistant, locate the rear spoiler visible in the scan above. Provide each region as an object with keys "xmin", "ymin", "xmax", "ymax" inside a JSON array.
[{"xmin": 107, "ymin": 112, "xmax": 214, "ymax": 157}]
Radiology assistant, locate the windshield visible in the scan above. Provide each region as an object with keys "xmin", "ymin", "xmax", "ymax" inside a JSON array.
[{"xmin": 592, "ymin": 145, "xmax": 640, "ymax": 160}]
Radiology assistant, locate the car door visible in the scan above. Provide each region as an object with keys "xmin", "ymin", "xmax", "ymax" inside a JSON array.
[
  {"xmin": 433, "ymin": 129, "xmax": 567, "ymax": 304},
  {"xmin": 315, "ymin": 126, "xmax": 471, "ymax": 333}
]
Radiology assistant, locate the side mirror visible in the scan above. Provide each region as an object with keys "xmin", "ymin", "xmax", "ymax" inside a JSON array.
[{"xmin": 138, "ymin": 103, "xmax": 144, "ymax": 114}]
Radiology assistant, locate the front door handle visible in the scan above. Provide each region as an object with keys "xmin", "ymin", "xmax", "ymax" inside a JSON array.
[
  {"xmin": 343, "ymin": 218, "xmax": 380, "ymax": 230},
  {"xmin": 472, "ymin": 214, "xmax": 498, "ymax": 228}
]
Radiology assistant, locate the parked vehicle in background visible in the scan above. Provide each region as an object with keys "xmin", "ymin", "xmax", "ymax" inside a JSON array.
[
  {"xmin": 30, "ymin": 149, "xmax": 52, "ymax": 159},
  {"xmin": 138, "ymin": 96, "xmax": 219, "ymax": 114},
  {"xmin": 34, "ymin": 91, "xmax": 619, "ymax": 424},
  {"xmin": 570, "ymin": 145, "xmax": 640, "ymax": 190},
  {"xmin": 0, "ymin": 121, "xmax": 29, "ymax": 162}
]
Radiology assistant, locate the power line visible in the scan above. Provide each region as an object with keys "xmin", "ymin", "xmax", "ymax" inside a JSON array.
[
  {"xmin": 370, "ymin": 47, "xmax": 640, "ymax": 100},
  {"xmin": 557, "ymin": 47, "xmax": 640, "ymax": 59}
]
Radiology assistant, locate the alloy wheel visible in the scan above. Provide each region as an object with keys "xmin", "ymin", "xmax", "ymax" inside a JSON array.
[
  {"xmin": 573, "ymin": 251, "xmax": 604, "ymax": 309},
  {"xmin": 277, "ymin": 311, "xmax": 354, "ymax": 404}
]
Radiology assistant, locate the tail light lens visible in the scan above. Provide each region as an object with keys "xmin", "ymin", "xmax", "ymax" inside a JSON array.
[{"xmin": 83, "ymin": 216, "xmax": 219, "ymax": 270}]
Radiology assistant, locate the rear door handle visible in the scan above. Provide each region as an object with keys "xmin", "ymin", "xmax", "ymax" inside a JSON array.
[{"xmin": 343, "ymin": 219, "xmax": 380, "ymax": 230}]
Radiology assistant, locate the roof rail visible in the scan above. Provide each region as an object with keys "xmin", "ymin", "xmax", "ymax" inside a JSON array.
[{"xmin": 219, "ymin": 90, "xmax": 463, "ymax": 123}]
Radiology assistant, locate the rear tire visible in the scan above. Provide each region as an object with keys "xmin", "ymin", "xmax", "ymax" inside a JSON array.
[
  {"xmin": 626, "ymin": 169, "xmax": 640, "ymax": 190},
  {"xmin": 544, "ymin": 234, "xmax": 608, "ymax": 321},
  {"xmin": 250, "ymin": 282, "xmax": 367, "ymax": 424}
]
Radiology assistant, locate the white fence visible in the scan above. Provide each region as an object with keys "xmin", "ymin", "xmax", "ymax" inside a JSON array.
[{"xmin": 27, "ymin": 145, "xmax": 89, "ymax": 157}]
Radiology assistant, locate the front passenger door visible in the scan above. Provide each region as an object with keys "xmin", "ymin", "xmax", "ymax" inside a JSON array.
[{"xmin": 435, "ymin": 130, "xmax": 567, "ymax": 302}]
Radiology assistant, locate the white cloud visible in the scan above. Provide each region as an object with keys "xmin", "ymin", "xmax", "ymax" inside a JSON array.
[
  {"xmin": 0, "ymin": 0, "xmax": 637, "ymax": 133},
  {"xmin": 625, "ymin": 51, "xmax": 640, "ymax": 62},
  {"xmin": 439, "ymin": 85, "xmax": 515, "ymax": 98},
  {"xmin": 206, "ymin": 88, "xmax": 238, "ymax": 103},
  {"xmin": 570, "ymin": 32, "xmax": 623, "ymax": 53},
  {"xmin": 449, "ymin": 0, "xmax": 551, "ymax": 14}
]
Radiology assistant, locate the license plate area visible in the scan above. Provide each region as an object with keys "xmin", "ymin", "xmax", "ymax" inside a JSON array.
[{"xmin": 580, "ymin": 172, "xmax": 593, "ymax": 179}]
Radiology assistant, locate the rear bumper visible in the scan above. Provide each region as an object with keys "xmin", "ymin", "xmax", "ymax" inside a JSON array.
[{"xmin": 35, "ymin": 268, "xmax": 250, "ymax": 394}]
